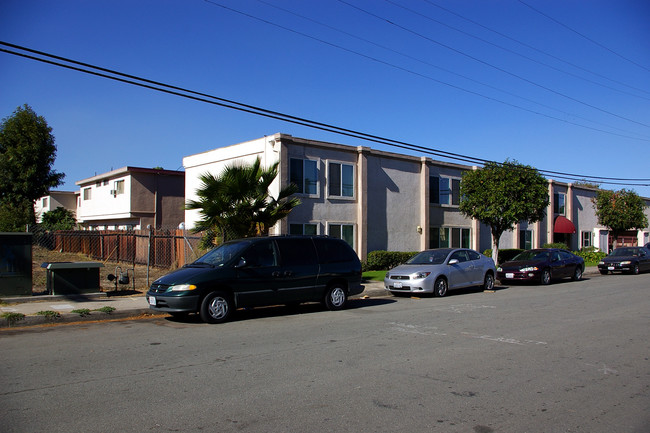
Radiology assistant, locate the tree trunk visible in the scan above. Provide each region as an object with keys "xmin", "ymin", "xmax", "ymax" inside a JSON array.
[{"xmin": 491, "ymin": 229, "xmax": 502, "ymax": 266}]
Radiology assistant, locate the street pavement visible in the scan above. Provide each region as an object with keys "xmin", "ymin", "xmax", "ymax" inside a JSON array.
[{"xmin": 1, "ymin": 267, "xmax": 600, "ymax": 328}]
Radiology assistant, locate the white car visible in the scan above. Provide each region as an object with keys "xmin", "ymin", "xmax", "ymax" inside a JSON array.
[{"xmin": 384, "ymin": 248, "xmax": 496, "ymax": 297}]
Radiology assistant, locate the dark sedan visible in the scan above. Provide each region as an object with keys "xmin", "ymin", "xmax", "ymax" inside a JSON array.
[
  {"xmin": 497, "ymin": 249, "xmax": 584, "ymax": 285},
  {"xmin": 598, "ymin": 246, "xmax": 650, "ymax": 275}
]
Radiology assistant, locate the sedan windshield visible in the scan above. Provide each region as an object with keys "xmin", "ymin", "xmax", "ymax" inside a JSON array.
[
  {"xmin": 194, "ymin": 241, "xmax": 250, "ymax": 267},
  {"xmin": 610, "ymin": 248, "xmax": 638, "ymax": 257},
  {"xmin": 513, "ymin": 250, "xmax": 550, "ymax": 261},
  {"xmin": 406, "ymin": 249, "xmax": 452, "ymax": 265}
]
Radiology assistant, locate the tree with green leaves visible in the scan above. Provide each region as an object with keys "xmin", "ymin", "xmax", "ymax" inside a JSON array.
[
  {"xmin": 40, "ymin": 207, "xmax": 77, "ymax": 231},
  {"xmin": 186, "ymin": 157, "xmax": 300, "ymax": 246},
  {"xmin": 592, "ymin": 189, "xmax": 648, "ymax": 250},
  {"xmin": 459, "ymin": 160, "xmax": 549, "ymax": 265},
  {"xmin": 0, "ymin": 104, "xmax": 64, "ymax": 231}
]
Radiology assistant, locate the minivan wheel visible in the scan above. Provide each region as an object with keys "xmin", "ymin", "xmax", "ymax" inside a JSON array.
[
  {"xmin": 200, "ymin": 291, "xmax": 233, "ymax": 324},
  {"xmin": 434, "ymin": 278, "xmax": 448, "ymax": 297},
  {"xmin": 324, "ymin": 285, "xmax": 347, "ymax": 310}
]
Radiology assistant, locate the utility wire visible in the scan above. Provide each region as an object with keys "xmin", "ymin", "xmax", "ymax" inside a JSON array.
[
  {"xmin": 204, "ymin": 0, "xmax": 649, "ymax": 142},
  {"xmin": 252, "ymin": 0, "xmax": 650, "ymax": 141},
  {"xmin": 1, "ymin": 41, "xmax": 649, "ymax": 187},
  {"xmin": 518, "ymin": 0, "xmax": 650, "ymax": 74},
  {"xmin": 338, "ymin": 0, "xmax": 650, "ymax": 129},
  {"xmin": 421, "ymin": 0, "xmax": 650, "ymax": 97}
]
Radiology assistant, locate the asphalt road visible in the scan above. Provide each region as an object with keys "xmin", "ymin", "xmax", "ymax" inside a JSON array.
[{"xmin": 1, "ymin": 273, "xmax": 649, "ymax": 433}]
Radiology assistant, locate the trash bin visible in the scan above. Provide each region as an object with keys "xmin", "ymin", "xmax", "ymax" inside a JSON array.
[
  {"xmin": 0, "ymin": 233, "xmax": 32, "ymax": 297},
  {"xmin": 41, "ymin": 262, "xmax": 104, "ymax": 295}
]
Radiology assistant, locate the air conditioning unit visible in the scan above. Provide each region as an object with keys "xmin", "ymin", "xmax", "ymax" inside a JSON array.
[{"xmin": 109, "ymin": 189, "xmax": 117, "ymax": 195}]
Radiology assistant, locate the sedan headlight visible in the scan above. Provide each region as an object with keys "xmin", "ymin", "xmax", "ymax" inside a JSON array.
[
  {"xmin": 170, "ymin": 284, "xmax": 197, "ymax": 292},
  {"xmin": 497, "ymin": 267, "xmax": 502, "ymax": 272},
  {"xmin": 520, "ymin": 266, "xmax": 539, "ymax": 272},
  {"xmin": 414, "ymin": 271, "xmax": 431, "ymax": 279},
  {"xmin": 599, "ymin": 261, "xmax": 605, "ymax": 265},
  {"xmin": 620, "ymin": 261, "xmax": 631, "ymax": 265}
]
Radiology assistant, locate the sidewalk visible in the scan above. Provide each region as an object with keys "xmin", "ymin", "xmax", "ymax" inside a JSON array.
[{"xmin": 0, "ymin": 281, "xmax": 389, "ymax": 329}]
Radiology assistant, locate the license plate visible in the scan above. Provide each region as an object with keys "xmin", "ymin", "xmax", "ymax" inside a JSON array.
[
  {"xmin": 393, "ymin": 282, "xmax": 403, "ymax": 289},
  {"xmin": 608, "ymin": 266, "xmax": 615, "ymax": 271},
  {"xmin": 148, "ymin": 296, "xmax": 156, "ymax": 306},
  {"xmin": 506, "ymin": 273, "xmax": 514, "ymax": 279}
]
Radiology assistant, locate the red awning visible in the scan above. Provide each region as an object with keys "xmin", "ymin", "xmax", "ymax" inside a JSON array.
[{"xmin": 554, "ymin": 215, "xmax": 576, "ymax": 234}]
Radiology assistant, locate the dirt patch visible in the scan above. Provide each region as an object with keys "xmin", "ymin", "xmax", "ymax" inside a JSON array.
[{"xmin": 32, "ymin": 246, "xmax": 174, "ymax": 294}]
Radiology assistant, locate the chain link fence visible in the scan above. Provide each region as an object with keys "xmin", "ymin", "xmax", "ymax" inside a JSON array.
[{"xmin": 31, "ymin": 227, "xmax": 206, "ymax": 293}]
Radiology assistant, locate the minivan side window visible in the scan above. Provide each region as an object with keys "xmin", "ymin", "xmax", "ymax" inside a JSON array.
[
  {"xmin": 313, "ymin": 238, "xmax": 358, "ymax": 264},
  {"xmin": 276, "ymin": 238, "xmax": 318, "ymax": 266},
  {"xmin": 242, "ymin": 239, "xmax": 277, "ymax": 267}
]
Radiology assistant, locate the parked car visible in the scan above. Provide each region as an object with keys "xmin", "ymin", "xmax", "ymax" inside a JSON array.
[
  {"xmin": 496, "ymin": 248, "xmax": 584, "ymax": 285},
  {"xmin": 384, "ymin": 248, "xmax": 496, "ymax": 297},
  {"xmin": 146, "ymin": 236, "xmax": 363, "ymax": 323},
  {"xmin": 598, "ymin": 246, "xmax": 650, "ymax": 275}
]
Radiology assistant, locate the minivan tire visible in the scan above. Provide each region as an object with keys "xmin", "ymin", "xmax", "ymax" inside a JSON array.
[
  {"xmin": 324, "ymin": 284, "xmax": 347, "ymax": 310},
  {"xmin": 200, "ymin": 291, "xmax": 233, "ymax": 324}
]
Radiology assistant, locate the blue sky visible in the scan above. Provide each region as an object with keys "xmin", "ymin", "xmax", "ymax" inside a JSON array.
[{"xmin": 1, "ymin": 0, "xmax": 649, "ymax": 197}]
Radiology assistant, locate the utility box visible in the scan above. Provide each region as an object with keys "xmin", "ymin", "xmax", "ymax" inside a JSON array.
[
  {"xmin": 0, "ymin": 233, "xmax": 33, "ymax": 297},
  {"xmin": 42, "ymin": 262, "xmax": 104, "ymax": 295}
]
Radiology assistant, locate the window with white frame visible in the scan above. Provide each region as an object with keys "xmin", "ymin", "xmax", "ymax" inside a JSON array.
[
  {"xmin": 328, "ymin": 223, "xmax": 354, "ymax": 247},
  {"xmin": 114, "ymin": 180, "xmax": 125, "ymax": 195},
  {"xmin": 581, "ymin": 231, "xmax": 593, "ymax": 249},
  {"xmin": 328, "ymin": 161, "xmax": 354, "ymax": 198},
  {"xmin": 42, "ymin": 197, "xmax": 48, "ymax": 208},
  {"xmin": 519, "ymin": 230, "xmax": 533, "ymax": 250},
  {"xmin": 290, "ymin": 158, "xmax": 318, "ymax": 195},
  {"xmin": 430, "ymin": 227, "xmax": 470, "ymax": 248},
  {"xmin": 430, "ymin": 176, "xmax": 461, "ymax": 206},
  {"xmin": 554, "ymin": 192, "xmax": 566, "ymax": 215},
  {"xmin": 289, "ymin": 223, "xmax": 318, "ymax": 236},
  {"xmin": 83, "ymin": 188, "xmax": 92, "ymax": 201}
]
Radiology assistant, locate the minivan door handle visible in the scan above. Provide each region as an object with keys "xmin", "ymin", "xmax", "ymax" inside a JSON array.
[
  {"xmin": 283, "ymin": 271, "xmax": 293, "ymax": 277},
  {"xmin": 271, "ymin": 271, "xmax": 281, "ymax": 277}
]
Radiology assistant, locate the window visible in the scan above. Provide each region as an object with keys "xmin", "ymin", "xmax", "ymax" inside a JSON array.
[
  {"xmin": 554, "ymin": 192, "xmax": 566, "ymax": 215},
  {"xmin": 42, "ymin": 197, "xmax": 48, "ymax": 208},
  {"xmin": 242, "ymin": 239, "xmax": 277, "ymax": 268},
  {"xmin": 289, "ymin": 223, "xmax": 318, "ymax": 235},
  {"xmin": 430, "ymin": 227, "xmax": 470, "ymax": 248},
  {"xmin": 328, "ymin": 223, "xmax": 354, "ymax": 247},
  {"xmin": 581, "ymin": 231, "xmax": 593, "ymax": 249},
  {"xmin": 328, "ymin": 162, "xmax": 354, "ymax": 198},
  {"xmin": 520, "ymin": 230, "xmax": 533, "ymax": 250},
  {"xmin": 83, "ymin": 188, "xmax": 92, "ymax": 200},
  {"xmin": 276, "ymin": 238, "xmax": 318, "ymax": 266},
  {"xmin": 430, "ymin": 176, "xmax": 460, "ymax": 205},
  {"xmin": 290, "ymin": 158, "xmax": 318, "ymax": 195},
  {"xmin": 114, "ymin": 180, "xmax": 125, "ymax": 195}
]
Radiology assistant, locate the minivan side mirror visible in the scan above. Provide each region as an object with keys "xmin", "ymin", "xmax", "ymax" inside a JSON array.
[{"xmin": 235, "ymin": 258, "xmax": 247, "ymax": 268}]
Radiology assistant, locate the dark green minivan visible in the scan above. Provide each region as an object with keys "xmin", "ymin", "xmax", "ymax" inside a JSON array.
[{"xmin": 146, "ymin": 235, "xmax": 363, "ymax": 323}]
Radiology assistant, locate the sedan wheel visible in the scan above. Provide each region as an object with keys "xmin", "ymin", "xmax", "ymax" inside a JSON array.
[
  {"xmin": 632, "ymin": 263, "xmax": 640, "ymax": 275},
  {"xmin": 572, "ymin": 266, "xmax": 583, "ymax": 281},
  {"xmin": 434, "ymin": 278, "xmax": 448, "ymax": 297},
  {"xmin": 483, "ymin": 273, "xmax": 495, "ymax": 291},
  {"xmin": 541, "ymin": 269, "xmax": 552, "ymax": 285},
  {"xmin": 200, "ymin": 291, "xmax": 233, "ymax": 324}
]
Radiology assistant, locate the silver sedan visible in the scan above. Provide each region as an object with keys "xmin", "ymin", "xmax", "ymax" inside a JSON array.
[{"xmin": 384, "ymin": 248, "xmax": 496, "ymax": 297}]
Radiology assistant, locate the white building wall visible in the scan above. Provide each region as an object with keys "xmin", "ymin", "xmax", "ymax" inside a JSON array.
[{"xmin": 77, "ymin": 174, "xmax": 132, "ymax": 223}]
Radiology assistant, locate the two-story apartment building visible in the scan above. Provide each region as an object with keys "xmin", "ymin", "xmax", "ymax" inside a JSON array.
[
  {"xmin": 75, "ymin": 166, "xmax": 185, "ymax": 230},
  {"xmin": 183, "ymin": 134, "xmax": 650, "ymax": 259},
  {"xmin": 34, "ymin": 191, "xmax": 78, "ymax": 223}
]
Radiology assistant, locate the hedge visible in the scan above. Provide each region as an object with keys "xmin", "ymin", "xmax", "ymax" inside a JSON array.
[{"xmin": 363, "ymin": 250, "xmax": 418, "ymax": 271}]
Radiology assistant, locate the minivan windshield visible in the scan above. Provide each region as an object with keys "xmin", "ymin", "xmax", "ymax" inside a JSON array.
[
  {"xmin": 406, "ymin": 249, "xmax": 452, "ymax": 265},
  {"xmin": 193, "ymin": 241, "xmax": 250, "ymax": 267}
]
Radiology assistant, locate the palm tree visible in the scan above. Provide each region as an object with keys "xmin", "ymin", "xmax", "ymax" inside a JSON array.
[{"xmin": 186, "ymin": 157, "xmax": 300, "ymax": 245}]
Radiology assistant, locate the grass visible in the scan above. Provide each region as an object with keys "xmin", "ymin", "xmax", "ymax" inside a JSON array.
[{"xmin": 363, "ymin": 270, "xmax": 386, "ymax": 281}]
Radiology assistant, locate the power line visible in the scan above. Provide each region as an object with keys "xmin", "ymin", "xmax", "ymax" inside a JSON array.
[
  {"xmin": 518, "ymin": 0, "xmax": 650, "ymax": 74},
  {"xmin": 1, "ymin": 41, "xmax": 649, "ymax": 188}
]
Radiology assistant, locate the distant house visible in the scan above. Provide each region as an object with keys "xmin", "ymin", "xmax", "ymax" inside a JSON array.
[
  {"xmin": 34, "ymin": 191, "xmax": 79, "ymax": 223},
  {"xmin": 183, "ymin": 133, "xmax": 650, "ymax": 259},
  {"xmin": 75, "ymin": 167, "xmax": 185, "ymax": 230}
]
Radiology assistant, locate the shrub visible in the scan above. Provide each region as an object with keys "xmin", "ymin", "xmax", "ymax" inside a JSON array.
[
  {"xmin": 363, "ymin": 250, "xmax": 418, "ymax": 271},
  {"xmin": 543, "ymin": 242, "xmax": 570, "ymax": 250},
  {"xmin": 573, "ymin": 246, "xmax": 607, "ymax": 266}
]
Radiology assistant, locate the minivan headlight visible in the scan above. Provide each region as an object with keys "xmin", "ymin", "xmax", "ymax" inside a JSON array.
[{"xmin": 170, "ymin": 284, "xmax": 197, "ymax": 292}]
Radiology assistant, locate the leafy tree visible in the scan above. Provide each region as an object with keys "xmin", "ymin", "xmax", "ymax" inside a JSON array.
[
  {"xmin": 459, "ymin": 160, "xmax": 549, "ymax": 265},
  {"xmin": 186, "ymin": 157, "xmax": 300, "ymax": 246},
  {"xmin": 40, "ymin": 207, "xmax": 77, "ymax": 231},
  {"xmin": 0, "ymin": 105, "xmax": 64, "ymax": 230},
  {"xmin": 592, "ymin": 189, "xmax": 648, "ymax": 250}
]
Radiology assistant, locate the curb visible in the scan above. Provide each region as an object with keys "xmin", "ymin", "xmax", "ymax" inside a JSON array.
[{"xmin": 0, "ymin": 307, "xmax": 162, "ymax": 329}]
